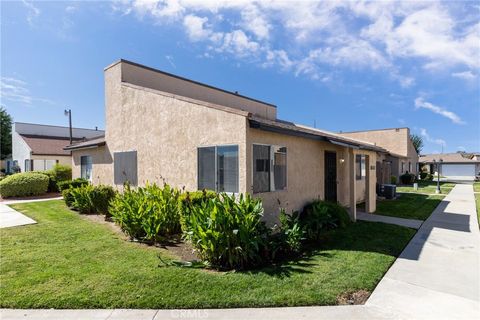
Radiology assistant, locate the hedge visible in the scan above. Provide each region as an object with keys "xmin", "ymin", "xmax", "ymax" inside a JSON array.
[{"xmin": 0, "ymin": 172, "xmax": 49, "ymax": 197}]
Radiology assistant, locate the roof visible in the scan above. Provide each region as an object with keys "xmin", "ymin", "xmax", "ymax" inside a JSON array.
[
  {"xmin": 21, "ymin": 135, "xmax": 82, "ymax": 156},
  {"xmin": 339, "ymin": 127, "xmax": 409, "ymax": 134},
  {"xmin": 106, "ymin": 59, "xmax": 276, "ymax": 108},
  {"xmin": 64, "ymin": 136, "xmax": 106, "ymax": 151},
  {"xmin": 15, "ymin": 122, "xmax": 104, "ymax": 139},
  {"xmin": 248, "ymin": 116, "xmax": 387, "ymax": 152},
  {"xmin": 420, "ymin": 153, "xmax": 480, "ymax": 163}
]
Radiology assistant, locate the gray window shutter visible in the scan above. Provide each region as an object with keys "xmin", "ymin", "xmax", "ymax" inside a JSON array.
[{"xmin": 114, "ymin": 151, "xmax": 138, "ymax": 186}]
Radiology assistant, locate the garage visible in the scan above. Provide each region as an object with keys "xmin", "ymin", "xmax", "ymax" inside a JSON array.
[{"xmin": 441, "ymin": 164, "xmax": 476, "ymax": 180}]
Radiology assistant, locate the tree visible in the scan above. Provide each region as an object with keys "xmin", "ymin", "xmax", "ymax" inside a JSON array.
[
  {"xmin": 410, "ymin": 134, "xmax": 423, "ymax": 154},
  {"xmin": 0, "ymin": 107, "xmax": 12, "ymax": 160}
]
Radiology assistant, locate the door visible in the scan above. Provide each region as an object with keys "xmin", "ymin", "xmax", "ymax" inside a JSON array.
[{"xmin": 324, "ymin": 151, "xmax": 337, "ymax": 202}]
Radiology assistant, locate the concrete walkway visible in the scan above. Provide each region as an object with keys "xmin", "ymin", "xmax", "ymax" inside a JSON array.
[
  {"xmin": 357, "ymin": 211, "xmax": 423, "ymax": 229},
  {"xmin": 1, "ymin": 184, "xmax": 479, "ymax": 319},
  {"xmin": 0, "ymin": 203, "xmax": 36, "ymax": 228},
  {"xmin": 366, "ymin": 183, "xmax": 480, "ymax": 319},
  {"xmin": 0, "ymin": 196, "xmax": 63, "ymax": 205}
]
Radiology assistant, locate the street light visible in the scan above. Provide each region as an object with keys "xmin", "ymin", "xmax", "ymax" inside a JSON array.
[
  {"xmin": 434, "ymin": 158, "xmax": 443, "ymax": 194},
  {"xmin": 64, "ymin": 109, "xmax": 72, "ymax": 145}
]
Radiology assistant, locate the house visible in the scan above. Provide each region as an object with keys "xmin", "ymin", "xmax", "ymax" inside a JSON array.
[
  {"xmin": 66, "ymin": 59, "xmax": 390, "ymax": 222},
  {"xmin": 12, "ymin": 122, "xmax": 104, "ymax": 173},
  {"xmin": 338, "ymin": 128, "xmax": 419, "ymax": 184},
  {"xmin": 420, "ymin": 153, "xmax": 480, "ymax": 181}
]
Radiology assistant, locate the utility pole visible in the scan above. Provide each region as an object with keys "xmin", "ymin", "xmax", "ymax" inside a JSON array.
[{"xmin": 64, "ymin": 109, "xmax": 72, "ymax": 145}]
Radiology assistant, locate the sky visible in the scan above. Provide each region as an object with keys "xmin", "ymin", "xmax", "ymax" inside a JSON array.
[{"xmin": 1, "ymin": 0, "xmax": 479, "ymax": 154}]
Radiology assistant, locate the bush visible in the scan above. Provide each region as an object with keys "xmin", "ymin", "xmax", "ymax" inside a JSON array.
[
  {"xmin": 400, "ymin": 173, "xmax": 416, "ymax": 185},
  {"xmin": 182, "ymin": 193, "xmax": 268, "ymax": 270},
  {"xmin": 270, "ymin": 209, "xmax": 305, "ymax": 257},
  {"xmin": 109, "ymin": 183, "xmax": 181, "ymax": 243},
  {"xmin": 299, "ymin": 200, "xmax": 351, "ymax": 241},
  {"xmin": 69, "ymin": 184, "xmax": 116, "ymax": 215},
  {"xmin": 178, "ymin": 189, "xmax": 216, "ymax": 229},
  {"xmin": 390, "ymin": 175, "xmax": 397, "ymax": 185},
  {"xmin": 419, "ymin": 172, "xmax": 433, "ymax": 181},
  {"xmin": 57, "ymin": 178, "xmax": 89, "ymax": 191},
  {"xmin": 50, "ymin": 164, "xmax": 72, "ymax": 182},
  {"xmin": 0, "ymin": 172, "xmax": 49, "ymax": 197}
]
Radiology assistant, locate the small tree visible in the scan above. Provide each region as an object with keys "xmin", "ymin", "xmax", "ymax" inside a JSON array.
[
  {"xmin": 0, "ymin": 107, "xmax": 12, "ymax": 160},
  {"xmin": 410, "ymin": 134, "xmax": 423, "ymax": 154}
]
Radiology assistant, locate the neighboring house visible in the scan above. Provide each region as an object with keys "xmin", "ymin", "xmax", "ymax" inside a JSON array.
[
  {"xmin": 338, "ymin": 128, "xmax": 419, "ymax": 183},
  {"xmin": 420, "ymin": 153, "xmax": 480, "ymax": 181},
  {"xmin": 12, "ymin": 122, "xmax": 104, "ymax": 173},
  {"xmin": 66, "ymin": 59, "xmax": 389, "ymax": 222}
]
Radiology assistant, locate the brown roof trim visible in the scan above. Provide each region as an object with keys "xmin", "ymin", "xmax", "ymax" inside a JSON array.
[
  {"xmin": 249, "ymin": 117, "xmax": 387, "ymax": 152},
  {"xmin": 31, "ymin": 153, "xmax": 71, "ymax": 156},
  {"xmin": 20, "ymin": 134, "xmax": 83, "ymax": 141},
  {"xmin": 64, "ymin": 136, "xmax": 106, "ymax": 151},
  {"xmin": 339, "ymin": 127, "xmax": 409, "ymax": 134},
  {"xmin": 105, "ymin": 59, "xmax": 277, "ymax": 108}
]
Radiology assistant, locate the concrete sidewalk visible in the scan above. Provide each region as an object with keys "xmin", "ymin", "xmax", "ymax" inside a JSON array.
[
  {"xmin": 357, "ymin": 211, "xmax": 423, "ymax": 229},
  {"xmin": 366, "ymin": 183, "xmax": 480, "ymax": 319},
  {"xmin": 0, "ymin": 203, "xmax": 36, "ymax": 228},
  {"xmin": 1, "ymin": 184, "xmax": 479, "ymax": 319}
]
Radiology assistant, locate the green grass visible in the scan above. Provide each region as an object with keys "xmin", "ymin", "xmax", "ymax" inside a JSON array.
[
  {"xmin": 374, "ymin": 193, "xmax": 444, "ymax": 221},
  {"xmin": 474, "ymin": 182, "xmax": 480, "ymax": 193},
  {"xmin": 396, "ymin": 181, "xmax": 455, "ymax": 195},
  {"xmin": 0, "ymin": 200, "xmax": 415, "ymax": 309}
]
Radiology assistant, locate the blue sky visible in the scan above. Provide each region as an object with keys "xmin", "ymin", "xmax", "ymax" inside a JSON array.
[{"xmin": 1, "ymin": 0, "xmax": 479, "ymax": 154}]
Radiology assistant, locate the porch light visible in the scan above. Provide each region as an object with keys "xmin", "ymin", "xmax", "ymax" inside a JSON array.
[{"xmin": 339, "ymin": 158, "xmax": 345, "ymax": 164}]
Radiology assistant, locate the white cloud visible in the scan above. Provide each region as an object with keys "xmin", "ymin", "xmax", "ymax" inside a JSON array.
[
  {"xmin": 451, "ymin": 70, "xmax": 477, "ymax": 81},
  {"xmin": 420, "ymin": 128, "xmax": 446, "ymax": 147},
  {"xmin": 0, "ymin": 77, "xmax": 52, "ymax": 105},
  {"xmin": 414, "ymin": 97, "xmax": 465, "ymax": 125},
  {"xmin": 21, "ymin": 0, "xmax": 40, "ymax": 26},
  {"xmin": 116, "ymin": 1, "xmax": 480, "ymax": 86}
]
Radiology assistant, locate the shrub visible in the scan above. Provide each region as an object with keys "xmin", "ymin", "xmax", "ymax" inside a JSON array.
[
  {"xmin": 109, "ymin": 183, "xmax": 181, "ymax": 243},
  {"xmin": 299, "ymin": 200, "xmax": 351, "ymax": 241},
  {"xmin": 182, "ymin": 193, "xmax": 268, "ymax": 270},
  {"xmin": 178, "ymin": 189, "xmax": 216, "ymax": 229},
  {"xmin": 69, "ymin": 184, "xmax": 116, "ymax": 215},
  {"xmin": 420, "ymin": 172, "xmax": 433, "ymax": 181},
  {"xmin": 62, "ymin": 188, "xmax": 75, "ymax": 208},
  {"xmin": 390, "ymin": 175, "xmax": 397, "ymax": 185},
  {"xmin": 270, "ymin": 209, "xmax": 305, "ymax": 257},
  {"xmin": 400, "ymin": 173, "xmax": 416, "ymax": 185},
  {"xmin": 50, "ymin": 164, "xmax": 72, "ymax": 182},
  {"xmin": 57, "ymin": 178, "xmax": 89, "ymax": 191},
  {"xmin": 0, "ymin": 172, "xmax": 49, "ymax": 197}
]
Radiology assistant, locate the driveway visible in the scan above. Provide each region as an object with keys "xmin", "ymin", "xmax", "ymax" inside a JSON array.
[{"xmin": 1, "ymin": 184, "xmax": 479, "ymax": 319}]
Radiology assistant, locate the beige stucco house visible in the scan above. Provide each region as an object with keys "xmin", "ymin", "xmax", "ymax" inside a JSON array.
[
  {"xmin": 339, "ymin": 128, "xmax": 419, "ymax": 184},
  {"xmin": 66, "ymin": 60, "xmax": 390, "ymax": 222}
]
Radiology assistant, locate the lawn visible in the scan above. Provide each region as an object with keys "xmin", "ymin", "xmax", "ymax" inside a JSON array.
[
  {"xmin": 474, "ymin": 182, "xmax": 480, "ymax": 193},
  {"xmin": 374, "ymin": 193, "xmax": 444, "ymax": 221},
  {"xmin": 396, "ymin": 181, "xmax": 455, "ymax": 195},
  {"xmin": 0, "ymin": 200, "xmax": 415, "ymax": 309}
]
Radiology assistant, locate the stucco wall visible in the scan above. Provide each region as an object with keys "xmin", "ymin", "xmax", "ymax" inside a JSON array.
[
  {"xmin": 31, "ymin": 154, "xmax": 71, "ymax": 167},
  {"xmin": 71, "ymin": 145, "xmax": 114, "ymax": 185},
  {"xmin": 84, "ymin": 63, "xmax": 250, "ymax": 192},
  {"xmin": 113, "ymin": 61, "xmax": 277, "ymax": 121},
  {"xmin": 12, "ymin": 131, "xmax": 31, "ymax": 172},
  {"xmin": 245, "ymin": 127, "xmax": 377, "ymax": 222}
]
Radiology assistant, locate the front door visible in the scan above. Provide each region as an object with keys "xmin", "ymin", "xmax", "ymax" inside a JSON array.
[{"xmin": 324, "ymin": 151, "xmax": 337, "ymax": 202}]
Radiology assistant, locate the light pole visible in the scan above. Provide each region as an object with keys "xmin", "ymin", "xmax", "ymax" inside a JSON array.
[
  {"xmin": 435, "ymin": 158, "xmax": 443, "ymax": 194},
  {"xmin": 64, "ymin": 109, "xmax": 72, "ymax": 145}
]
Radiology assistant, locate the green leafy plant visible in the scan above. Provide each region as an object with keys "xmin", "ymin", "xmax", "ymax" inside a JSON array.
[
  {"xmin": 178, "ymin": 189, "xmax": 216, "ymax": 230},
  {"xmin": 68, "ymin": 184, "xmax": 116, "ymax": 215},
  {"xmin": 268, "ymin": 209, "xmax": 305, "ymax": 259},
  {"xmin": 57, "ymin": 178, "xmax": 89, "ymax": 192},
  {"xmin": 390, "ymin": 175, "xmax": 397, "ymax": 185},
  {"xmin": 400, "ymin": 173, "xmax": 416, "ymax": 185},
  {"xmin": 0, "ymin": 172, "xmax": 49, "ymax": 197},
  {"xmin": 109, "ymin": 183, "xmax": 181, "ymax": 243},
  {"xmin": 299, "ymin": 200, "xmax": 351, "ymax": 241},
  {"xmin": 182, "ymin": 193, "xmax": 268, "ymax": 270},
  {"xmin": 419, "ymin": 172, "xmax": 433, "ymax": 181}
]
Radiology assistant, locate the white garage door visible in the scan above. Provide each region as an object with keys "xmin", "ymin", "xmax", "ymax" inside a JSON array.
[{"xmin": 441, "ymin": 164, "xmax": 475, "ymax": 180}]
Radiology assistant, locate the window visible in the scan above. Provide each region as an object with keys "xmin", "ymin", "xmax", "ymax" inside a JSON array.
[
  {"xmin": 253, "ymin": 144, "xmax": 287, "ymax": 193},
  {"xmin": 81, "ymin": 156, "xmax": 93, "ymax": 181},
  {"xmin": 355, "ymin": 154, "xmax": 365, "ymax": 180},
  {"xmin": 198, "ymin": 145, "xmax": 238, "ymax": 193},
  {"xmin": 408, "ymin": 162, "xmax": 412, "ymax": 173},
  {"xmin": 401, "ymin": 162, "xmax": 405, "ymax": 173},
  {"xmin": 114, "ymin": 151, "xmax": 137, "ymax": 186},
  {"xmin": 24, "ymin": 159, "xmax": 32, "ymax": 172}
]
